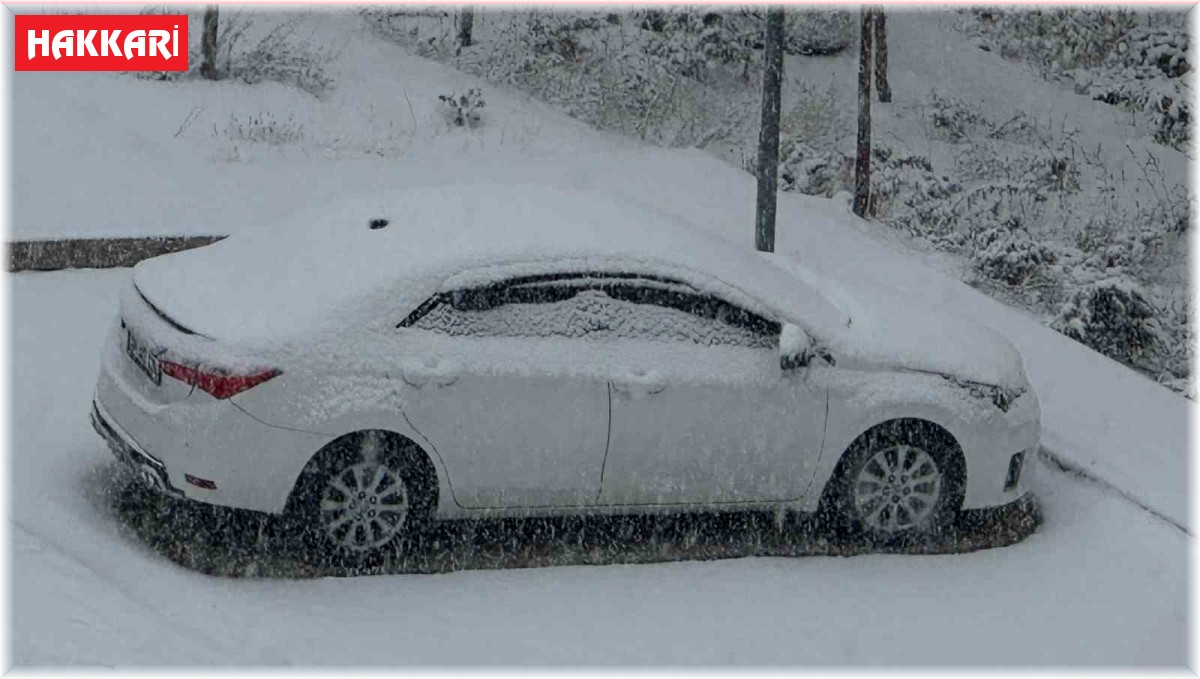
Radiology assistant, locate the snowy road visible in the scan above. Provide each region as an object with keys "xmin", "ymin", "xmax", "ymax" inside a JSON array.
[{"xmin": 10, "ymin": 269, "xmax": 1187, "ymax": 666}]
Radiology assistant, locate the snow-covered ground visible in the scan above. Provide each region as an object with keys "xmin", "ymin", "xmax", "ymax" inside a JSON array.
[
  {"xmin": 8, "ymin": 269, "xmax": 1189, "ymax": 665},
  {"xmin": 8, "ymin": 8, "xmax": 1191, "ymax": 667}
]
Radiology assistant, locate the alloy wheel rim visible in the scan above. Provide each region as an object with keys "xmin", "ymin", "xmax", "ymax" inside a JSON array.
[
  {"xmin": 320, "ymin": 461, "xmax": 409, "ymax": 551},
  {"xmin": 853, "ymin": 444, "xmax": 942, "ymax": 533}
]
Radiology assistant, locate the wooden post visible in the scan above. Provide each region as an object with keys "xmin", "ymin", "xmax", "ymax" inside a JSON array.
[
  {"xmin": 874, "ymin": 8, "xmax": 892, "ymax": 103},
  {"xmin": 754, "ymin": 7, "xmax": 785, "ymax": 253},
  {"xmin": 459, "ymin": 6, "xmax": 475, "ymax": 48},
  {"xmin": 201, "ymin": 6, "xmax": 219, "ymax": 80}
]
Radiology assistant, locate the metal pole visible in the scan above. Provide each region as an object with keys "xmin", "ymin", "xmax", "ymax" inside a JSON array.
[{"xmin": 755, "ymin": 7, "xmax": 785, "ymax": 253}]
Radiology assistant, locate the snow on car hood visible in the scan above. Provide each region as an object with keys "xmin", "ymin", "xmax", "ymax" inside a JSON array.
[
  {"xmin": 764, "ymin": 254, "xmax": 1028, "ymax": 389},
  {"xmin": 832, "ymin": 293, "xmax": 1028, "ymax": 389}
]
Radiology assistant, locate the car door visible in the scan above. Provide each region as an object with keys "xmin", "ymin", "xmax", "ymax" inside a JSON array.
[
  {"xmin": 394, "ymin": 275, "xmax": 611, "ymax": 509},
  {"xmin": 594, "ymin": 279, "xmax": 828, "ymax": 507}
]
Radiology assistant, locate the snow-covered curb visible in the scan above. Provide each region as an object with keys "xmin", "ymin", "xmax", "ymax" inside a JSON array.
[{"xmin": 7, "ymin": 236, "xmax": 224, "ymax": 271}]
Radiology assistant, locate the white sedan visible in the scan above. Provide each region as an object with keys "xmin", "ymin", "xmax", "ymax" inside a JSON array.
[{"xmin": 91, "ymin": 185, "xmax": 1040, "ymax": 560}]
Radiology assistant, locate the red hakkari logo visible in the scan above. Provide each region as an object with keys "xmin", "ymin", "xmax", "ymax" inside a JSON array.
[{"xmin": 15, "ymin": 15, "xmax": 188, "ymax": 72}]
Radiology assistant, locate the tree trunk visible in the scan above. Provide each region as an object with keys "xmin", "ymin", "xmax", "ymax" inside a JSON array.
[
  {"xmin": 201, "ymin": 6, "xmax": 219, "ymax": 80},
  {"xmin": 874, "ymin": 8, "xmax": 892, "ymax": 103},
  {"xmin": 853, "ymin": 7, "xmax": 873, "ymax": 219},
  {"xmin": 458, "ymin": 6, "xmax": 474, "ymax": 48},
  {"xmin": 754, "ymin": 7, "xmax": 785, "ymax": 253}
]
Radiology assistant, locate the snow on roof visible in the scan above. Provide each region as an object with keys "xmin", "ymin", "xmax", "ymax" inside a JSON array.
[{"xmin": 133, "ymin": 183, "xmax": 848, "ymax": 345}]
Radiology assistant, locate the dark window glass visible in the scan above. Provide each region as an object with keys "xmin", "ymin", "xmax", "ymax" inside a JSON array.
[{"xmin": 402, "ymin": 272, "xmax": 780, "ymax": 349}]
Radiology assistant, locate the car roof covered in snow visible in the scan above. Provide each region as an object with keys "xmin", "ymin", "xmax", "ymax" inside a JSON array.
[{"xmin": 132, "ymin": 183, "xmax": 850, "ymax": 345}]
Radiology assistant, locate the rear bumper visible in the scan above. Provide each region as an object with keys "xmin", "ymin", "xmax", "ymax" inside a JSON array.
[
  {"xmin": 93, "ymin": 317, "xmax": 332, "ymax": 515},
  {"xmin": 91, "ymin": 398, "xmax": 184, "ymax": 499}
]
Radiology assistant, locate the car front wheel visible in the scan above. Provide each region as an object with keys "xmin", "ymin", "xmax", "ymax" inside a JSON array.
[{"xmin": 823, "ymin": 419, "xmax": 964, "ymax": 544}]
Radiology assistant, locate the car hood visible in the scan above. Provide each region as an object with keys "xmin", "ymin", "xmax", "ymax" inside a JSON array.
[
  {"xmin": 765, "ymin": 255, "xmax": 1028, "ymax": 389},
  {"xmin": 832, "ymin": 296, "xmax": 1028, "ymax": 389}
]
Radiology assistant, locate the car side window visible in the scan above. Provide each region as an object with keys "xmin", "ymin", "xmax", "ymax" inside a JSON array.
[{"xmin": 401, "ymin": 272, "xmax": 780, "ymax": 349}]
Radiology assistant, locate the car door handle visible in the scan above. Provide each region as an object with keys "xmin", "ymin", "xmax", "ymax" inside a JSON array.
[
  {"xmin": 612, "ymin": 370, "xmax": 666, "ymax": 396},
  {"xmin": 400, "ymin": 357, "xmax": 460, "ymax": 389}
]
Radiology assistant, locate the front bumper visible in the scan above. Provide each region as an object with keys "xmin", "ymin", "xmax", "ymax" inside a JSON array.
[{"xmin": 958, "ymin": 387, "xmax": 1041, "ymax": 510}]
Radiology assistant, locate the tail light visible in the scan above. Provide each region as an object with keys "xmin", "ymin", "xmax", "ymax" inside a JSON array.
[{"xmin": 159, "ymin": 360, "xmax": 281, "ymax": 399}]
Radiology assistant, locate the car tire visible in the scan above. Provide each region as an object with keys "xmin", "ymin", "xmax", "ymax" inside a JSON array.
[
  {"xmin": 285, "ymin": 431, "xmax": 436, "ymax": 565},
  {"xmin": 821, "ymin": 419, "xmax": 965, "ymax": 545}
]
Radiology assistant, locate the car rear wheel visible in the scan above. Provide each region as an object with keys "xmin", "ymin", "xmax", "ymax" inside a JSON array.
[
  {"xmin": 287, "ymin": 431, "xmax": 435, "ymax": 564},
  {"xmin": 822, "ymin": 419, "xmax": 964, "ymax": 544},
  {"xmin": 318, "ymin": 459, "xmax": 411, "ymax": 552}
]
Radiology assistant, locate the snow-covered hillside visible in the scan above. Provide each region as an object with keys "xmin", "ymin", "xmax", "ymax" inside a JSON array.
[{"xmin": 7, "ymin": 8, "xmax": 1191, "ymax": 666}]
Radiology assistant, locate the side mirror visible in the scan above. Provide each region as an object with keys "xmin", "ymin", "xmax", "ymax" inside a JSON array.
[
  {"xmin": 780, "ymin": 323, "xmax": 834, "ymax": 370},
  {"xmin": 780, "ymin": 323, "xmax": 811, "ymax": 370}
]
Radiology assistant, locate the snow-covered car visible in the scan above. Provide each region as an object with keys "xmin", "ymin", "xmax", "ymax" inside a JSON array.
[{"xmin": 90, "ymin": 185, "xmax": 1040, "ymax": 559}]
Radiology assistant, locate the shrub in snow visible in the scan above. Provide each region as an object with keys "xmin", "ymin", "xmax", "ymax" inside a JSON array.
[
  {"xmin": 954, "ymin": 147, "xmax": 1079, "ymax": 195},
  {"xmin": 439, "ymin": 88, "xmax": 486, "ymax": 127},
  {"xmin": 964, "ymin": 7, "xmax": 1139, "ymax": 72},
  {"xmin": 869, "ymin": 147, "xmax": 960, "ymax": 236},
  {"xmin": 1051, "ymin": 277, "xmax": 1164, "ymax": 368},
  {"xmin": 1077, "ymin": 224, "xmax": 1168, "ymax": 272},
  {"xmin": 776, "ymin": 81, "xmax": 852, "ymax": 197},
  {"xmin": 729, "ymin": 8, "xmax": 853, "ymax": 56},
  {"xmin": 872, "ymin": 132, "xmax": 1086, "ymax": 249},
  {"xmin": 783, "ymin": 9, "xmax": 854, "ymax": 56},
  {"xmin": 779, "ymin": 143, "xmax": 852, "ymax": 197},
  {"xmin": 224, "ymin": 112, "xmax": 304, "ymax": 145},
  {"xmin": 960, "ymin": 7, "xmax": 1191, "ymax": 149},
  {"xmin": 923, "ymin": 91, "xmax": 1043, "ymax": 146},
  {"xmin": 774, "ymin": 78, "xmax": 855, "ymax": 196},
  {"xmin": 225, "ymin": 19, "xmax": 335, "ymax": 97},
  {"xmin": 970, "ymin": 226, "xmax": 1061, "ymax": 287},
  {"xmin": 517, "ymin": 12, "xmax": 602, "ymax": 63},
  {"xmin": 780, "ymin": 78, "xmax": 841, "ymax": 146},
  {"xmin": 923, "ymin": 91, "xmax": 988, "ymax": 143},
  {"xmin": 1147, "ymin": 294, "xmax": 1194, "ymax": 393},
  {"xmin": 639, "ymin": 10, "xmax": 755, "ymax": 82},
  {"xmin": 1093, "ymin": 77, "xmax": 1192, "ymax": 150}
]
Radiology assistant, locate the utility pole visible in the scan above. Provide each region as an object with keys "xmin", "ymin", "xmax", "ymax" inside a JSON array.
[
  {"xmin": 853, "ymin": 7, "xmax": 874, "ymax": 218},
  {"xmin": 201, "ymin": 6, "xmax": 219, "ymax": 80},
  {"xmin": 754, "ymin": 7, "xmax": 785, "ymax": 253}
]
